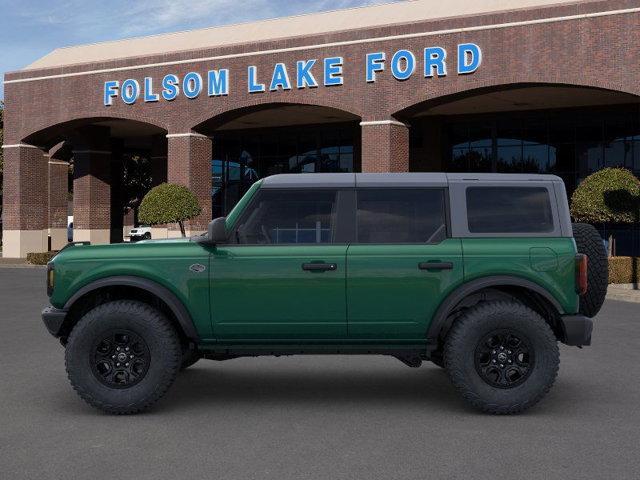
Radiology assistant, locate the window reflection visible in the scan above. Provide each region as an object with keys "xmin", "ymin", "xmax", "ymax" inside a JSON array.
[
  {"xmin": 444, "ymin": 106, "xmax": 640, "ymax": 195},
  {"xmin": 212, "ymin": 123, "xmax": 357, "ymax": 217}
]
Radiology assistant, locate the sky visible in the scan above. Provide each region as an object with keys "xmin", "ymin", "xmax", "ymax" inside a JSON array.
[{"xmin": 0, "ymin": 0, "xmax": 401, "ymax": 100}]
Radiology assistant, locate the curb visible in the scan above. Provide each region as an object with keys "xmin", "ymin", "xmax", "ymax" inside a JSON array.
[
  {"xmin": 0, "ymin": 264, "xmax": 46, "ymax": 269},
  {"xmin": 606, "ymin": 289, "xmax": 640, "ymax": 304}
]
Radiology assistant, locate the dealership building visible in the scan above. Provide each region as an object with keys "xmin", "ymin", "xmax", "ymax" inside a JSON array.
[{"xmin": 2, "ymin": 0, "xmax": 640, "ymax": 257}]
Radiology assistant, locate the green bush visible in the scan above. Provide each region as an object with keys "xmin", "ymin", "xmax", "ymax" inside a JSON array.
[
  {"xmin": 138, "ymin": 183, "xmax": 202, "ymax": 237},
  {"xmin": 27, "ymin": 251, "xmax": 58, "ymax": 265},
  {"xmin": 570, "ymin": 168, "xmax": 640, "ymax": 224},
  {"xmin": 608, "ymin": 256, "xmax": 640, "ymax": 284}
]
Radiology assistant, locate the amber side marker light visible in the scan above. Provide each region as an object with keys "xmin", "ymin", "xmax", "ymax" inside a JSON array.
[
  {"xmin": 47, "ymin": 264, "xmax": 55, "ymax": 296},
  {"xmin": 575, "ymin": 254, "xmax": 588, "ymax": 295}
]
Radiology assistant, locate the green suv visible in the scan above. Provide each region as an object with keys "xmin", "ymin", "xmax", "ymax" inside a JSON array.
[{"xmin": 42, "ymin": 173, "xmax": 607, "ymax": 414}]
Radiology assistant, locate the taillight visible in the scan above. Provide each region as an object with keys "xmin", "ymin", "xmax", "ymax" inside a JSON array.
[{"xmin": 575, "ymin": 254, "xmax": 588, "ymax": 295}]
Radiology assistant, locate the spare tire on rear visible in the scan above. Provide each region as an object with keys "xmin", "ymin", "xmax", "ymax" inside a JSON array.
[{"xmin": 572, "ymin": 223, "xmax": 608, "ymax": 317}]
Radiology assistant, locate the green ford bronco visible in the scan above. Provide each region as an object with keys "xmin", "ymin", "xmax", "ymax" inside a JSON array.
[{"xmin": 42, "ymin": 173, "xmax": 607, "ymax": 415}]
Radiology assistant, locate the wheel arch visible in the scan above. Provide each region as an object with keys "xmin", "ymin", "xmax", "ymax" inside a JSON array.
[
  {"xmin": 427, "ymin": 276, "xmax": 565, "ymax": 344},
  {"xmin": 62, "ymin": 276, "xmax": 199, "ymax": 342}
]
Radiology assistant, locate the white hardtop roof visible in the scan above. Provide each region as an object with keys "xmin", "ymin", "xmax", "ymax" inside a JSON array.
[{"xmin": 25, "ymin": 0, "xmax": 586, "ymax": 70}]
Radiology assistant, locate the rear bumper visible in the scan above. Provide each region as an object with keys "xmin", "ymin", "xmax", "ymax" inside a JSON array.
[
  {"xmin": 42, "ymin": 306, "xmax": 67, "ymax": 337},
  {"xmin": 560, "ymin": 314, "xmax": 593, "ymax": 346}
]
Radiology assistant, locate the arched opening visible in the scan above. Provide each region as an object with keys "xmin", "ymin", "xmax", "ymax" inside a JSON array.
[
  {"xmin": 194, "ymin": 103, "xmax": 360, "ymax": 217},
  {"xmin": 398, "ymin": 83, "xmax": 640, "ymax": 254},
  {"xmin": 24, "ymin": 117, "xmax": 167, "ymax": 246}
]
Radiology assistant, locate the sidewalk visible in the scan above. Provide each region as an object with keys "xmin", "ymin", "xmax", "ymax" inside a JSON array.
[
  {"xmin": 607, "ymin": 284, "xmax": 640, "ymax": 304},
  {"xmin": 0, "ymin": 258, "xmax": 45, "ymax": 268}
]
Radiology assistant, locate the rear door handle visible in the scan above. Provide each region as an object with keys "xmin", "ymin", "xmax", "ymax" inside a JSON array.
[
  {"xmin": 418, "ymin": 261, "xmax": 453, "ymax": 271},
  {"xmin": 302, "ymin": 262, "xmax": 337, "ymax": 272}
]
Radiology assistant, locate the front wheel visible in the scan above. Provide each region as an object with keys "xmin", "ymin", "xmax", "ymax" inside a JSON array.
[
  {"xmin": 444, "ymin": 301, "xmax": 559, "ymax": 414},
  {"xmin": 65, "ymin": 300, "xmax": 182, "ymax": 414}
]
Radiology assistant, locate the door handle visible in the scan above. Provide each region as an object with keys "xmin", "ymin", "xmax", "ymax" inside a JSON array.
[
  {"xmin": 302, "ymin": 262, "xmax": 337, "ymax": 272},
  {"xmin": 418, "ymin": 261, "xmax": 453, "ymax": 271}
]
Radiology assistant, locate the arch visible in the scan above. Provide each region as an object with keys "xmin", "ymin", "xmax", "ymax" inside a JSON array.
[
  {"xmin": 21, "ymin": 115, "xmax": 168, "ymax": 150},
  {"xmin": 190, "ymin": 100, "xmax": 361, "ymax": 134},
  {"xmin": 392, "ymin": 82, "xmax": 640, "ymax": 121}
]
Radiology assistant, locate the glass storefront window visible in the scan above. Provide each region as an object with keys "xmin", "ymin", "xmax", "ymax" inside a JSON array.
[
  {"xmin": 440, "ymin": 104, "xmax": 640, "ymax": 197},
  {"xmin": 212, "ymin": 123, "xmax": 357, "ymax": 217}
]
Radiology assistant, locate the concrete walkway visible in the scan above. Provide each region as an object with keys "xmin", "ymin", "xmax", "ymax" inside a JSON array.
[
  {"xmin": 0, "ymin": 258, "xmax": 45, "ymax": 268},
  {"xmin": 607, "ymin": 284, "xmax": 640, "ymax": 304}
]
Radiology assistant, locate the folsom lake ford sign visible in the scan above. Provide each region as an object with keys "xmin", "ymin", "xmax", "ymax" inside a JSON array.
[{"xmin": 103, "ymin": 43, "xmax": 482, "ymax": 106}]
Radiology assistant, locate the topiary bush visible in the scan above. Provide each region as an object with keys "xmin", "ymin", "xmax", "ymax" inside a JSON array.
[
  {"xmin": 570, "ymin": 168, "xmax": 640, "ymax": 224},
  {"xmin": 608, "ymin": 256, "xmax": 640, "ymax": 284},
  {"xmin": 138, "ymin": 183, "xmax": 202, "ymax": 237},
  {"xmin": 27, "ymin": 251, "xmax": 58, "ymax": 265}
]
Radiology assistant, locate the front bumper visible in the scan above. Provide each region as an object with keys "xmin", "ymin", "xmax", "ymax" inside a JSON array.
[
  {"xmin": 42, "ymin": 306, "xmax": 67, "ymax": 337},
  {"xmin": 560, "ymin": 314, "xmax": 593, "ymax": 346}
]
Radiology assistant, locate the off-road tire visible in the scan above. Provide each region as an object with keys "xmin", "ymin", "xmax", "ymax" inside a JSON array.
[
  {"xmin": 430, "ymin": 351, "xmax": 445, "ymax": 368},
  {"xmin": 180, "ymin": 348, "xmax": 201, "ymax": 370},
  {"xmin": 572, "ymin": 223, "xmax": 608, "ymax": 318},
  {"xmin": 444, "ymin": 301, "xmax": 559, "ymax": 414},
  {"xmin": 65, "ymin": 300, "xmax": 181, "ymax": 414}
]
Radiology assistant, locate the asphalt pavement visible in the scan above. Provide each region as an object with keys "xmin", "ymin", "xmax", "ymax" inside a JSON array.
[{"xmin": 1, "ymin": 268, "xmax": 639, "ymax": 480}]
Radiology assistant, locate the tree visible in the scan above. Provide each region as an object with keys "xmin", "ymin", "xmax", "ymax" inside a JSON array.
[
  {"xmin": 120, "ymin": 153, "xmax": 152, "ymax": 224},
  {"xmin": 138, "ymin": 183, "xmax": 202, "ymax": 237},
  {"xmin": 570, "ymin": 167, "xmax": 640, "ymax": 255}
]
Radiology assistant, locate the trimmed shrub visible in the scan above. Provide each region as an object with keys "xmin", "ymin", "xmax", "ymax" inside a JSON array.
[
  {"xmin": 27, "ymin": 251, "xmax": 58, "ymax": 265},
  {"xmin": 608, "ymin": 256, "xmax": 640, "ymax": 284},
  {"xmin": 138, "ymin": 183, "xmax": 202, "ymax": 237},
  {"xmin": 571, "ymin": 168, "xmax": 640, "ymax": 224}
]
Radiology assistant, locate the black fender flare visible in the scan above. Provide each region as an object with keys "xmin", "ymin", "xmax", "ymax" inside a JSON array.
[
  {"xmin": 64, "ymin": 276, "xmax": 199, "ymax": 340},
  {"xmin": 426, "ymin": 275, "xmax": 564, "ymax": 342}
]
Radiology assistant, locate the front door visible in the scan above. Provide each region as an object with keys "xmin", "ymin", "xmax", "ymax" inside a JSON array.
[
  {"xmin": 346, "ymin": 188, "xmax": 464, "ymax": 340},
  {"xmin": 211, "ymin": 188, "xmax": 349, "ymax": 340}
]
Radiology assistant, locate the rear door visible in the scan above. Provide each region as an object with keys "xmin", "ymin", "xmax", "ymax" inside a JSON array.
[
  {"xmin": 211, "ymin": 187, "xmax": 350, "ymax": 340},
  {"xmin": 346, "ymin": 187, "xmax": 463, "ymax": 340}
]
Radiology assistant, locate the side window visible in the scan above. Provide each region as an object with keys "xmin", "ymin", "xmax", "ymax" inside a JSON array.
[
  {"xmin": 466, "ymin": 187, "xmax": 554, "ymax": 233},
  {"xmin": 235, "ymin": 189, "xmax": 338, "ymax": 244},
  {"xmin": 356, "ymin": 189, "xmax": 447, "ymax": 244}
]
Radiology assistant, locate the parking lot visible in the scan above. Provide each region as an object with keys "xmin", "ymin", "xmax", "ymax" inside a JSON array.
[{"xmin": 1, "ymin": 267, "xmax": 639, "ymax": 480}]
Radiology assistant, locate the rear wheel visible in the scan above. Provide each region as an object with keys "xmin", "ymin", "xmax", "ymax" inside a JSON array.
[
  {"xmin": 572, "ymin": 223, "xmax": 608, "ymax": 318},
  {"xmin": 444, "ymin": 301, "xmax": 559, "ymax": 414},
  {"xmin": 65, "ymin": 300, "xmax": 181, "ymax": 414}
]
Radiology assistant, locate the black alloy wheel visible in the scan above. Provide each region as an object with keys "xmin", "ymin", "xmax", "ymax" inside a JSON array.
[
  {"xmin": 474, "ymin": 330, "xmax": 533, "ymax": 388},
  {"xmin": 91, "ymin": 330, "xmax": 150, "ymax": 388}
]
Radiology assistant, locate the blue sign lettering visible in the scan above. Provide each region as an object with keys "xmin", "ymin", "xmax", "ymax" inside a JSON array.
[
  {"xmin": 457, "ymin": 43, "xmax": 482, "ymax": 74},
  {"xmin": 296, "ymin": 59, "xmax": 318, "ymax": 89},
  {"xmin": 270, "ymin": 63, "xmax": 291, "ymax": 91},
  {"xmin": 102, "ymin": 44, "xmax": 482, "ymax": 105}
]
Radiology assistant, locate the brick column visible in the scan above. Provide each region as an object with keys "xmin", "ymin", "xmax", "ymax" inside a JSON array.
[
  {"xmin": 72, "ymin": 149, "xmax": 112, "ymax": 244},
  {"xmin": 48, "ymin": 159, "xmax": 69, "ymax": 250},
  {"xmin": 166, "ymin": 133, "xmax": 212, "ymax": 236},
  {"xmin": 2, "ymin": 144, "xmax": 49, "ymax": 258},
  {"xmin": 71, "ymin": 127, "xmax": 112, "ymax": 244},
  {"xmin": 360, "ymin": 120, "xmax": 410, "ymax": 173}
]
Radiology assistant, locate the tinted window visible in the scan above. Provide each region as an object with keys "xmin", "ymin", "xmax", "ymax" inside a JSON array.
[
  {"xmin": 466, "ymin": 187, "xmax": 554, "ymax": 233},
  {"xmin": 235, "ymin": 189, "xmax": 337, "ymax": 244},
  {"xmin": 356, "ymin": 189, "xmax": 447, "ymax": 243}
]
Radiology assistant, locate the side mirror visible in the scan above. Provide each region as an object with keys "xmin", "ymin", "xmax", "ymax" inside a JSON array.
[{"xmin": 207, "ymin": 217, "xmax": 228, "ymax": 244}]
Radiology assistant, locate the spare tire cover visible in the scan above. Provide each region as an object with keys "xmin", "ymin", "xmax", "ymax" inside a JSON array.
[{"xmin": 572, "ymin": 223, "xmax": 608, "ymax": 318}]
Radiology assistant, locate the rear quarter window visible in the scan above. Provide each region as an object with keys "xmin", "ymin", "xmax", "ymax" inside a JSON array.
[{"xmin": 466, "ymin": 186, "xmax": 554, "ymax": 233}]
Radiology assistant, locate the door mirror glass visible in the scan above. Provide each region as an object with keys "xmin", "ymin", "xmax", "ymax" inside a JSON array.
[{"xmin": 208, "ymin": 217, "xmax": 228, "ymax": 244}]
